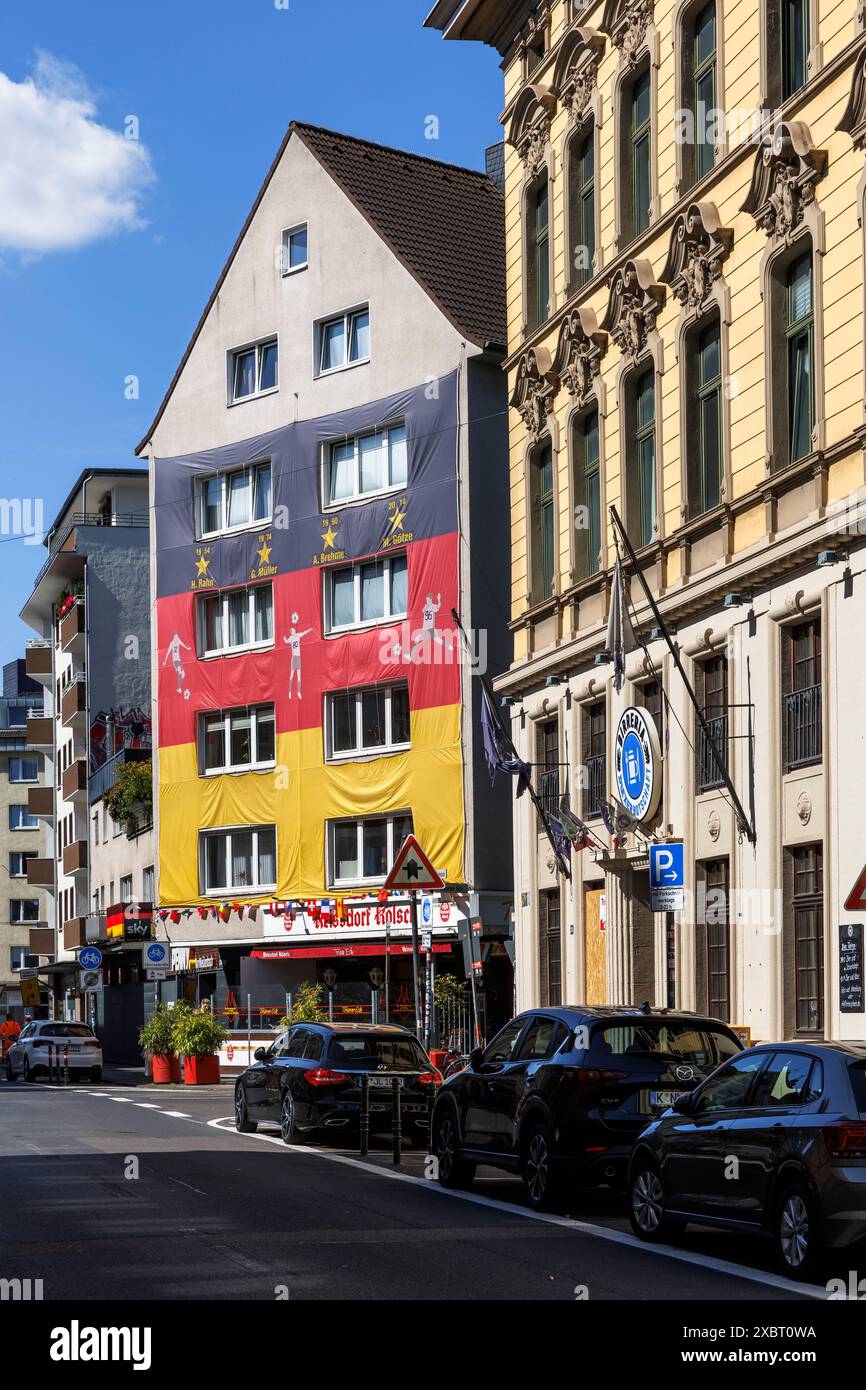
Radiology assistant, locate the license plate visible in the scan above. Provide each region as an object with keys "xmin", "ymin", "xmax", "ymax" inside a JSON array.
[
  {"xmin": 649, "ymin": 1090, "xmax": 682, "ymax": 1109},
  {"xmin": 368, "ymin": 1075, "xmax": 401, "ymax": 1089}
]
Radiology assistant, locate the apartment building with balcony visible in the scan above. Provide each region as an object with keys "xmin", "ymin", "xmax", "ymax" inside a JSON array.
[
  {"xmin": 0, "ymin": 659, "xmax": 50, "ymax": 1017},
  {"xmin": 20, "ymin": 469, "xmax": 154, "ymax": 1031},
  {"xmin": 135, "ymin": 122, "xmax": 514, "ymax": 1035},
  {"xmin": 428, "ymin": 0, "xmax": 866, "ymax": 1043}
]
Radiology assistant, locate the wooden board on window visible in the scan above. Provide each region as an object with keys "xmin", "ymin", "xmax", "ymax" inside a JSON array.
[{"xmin": 584, "ymin": 887, "xmax": 606, "ymax": 1006}]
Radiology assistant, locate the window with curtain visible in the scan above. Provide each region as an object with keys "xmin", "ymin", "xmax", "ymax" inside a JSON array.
[
  {"xmin": 786, "ymin": 253, "xmax": 814, "ymax": 463},
  {"xmin": 328, "ymin": 813, "xmax": 414, "ymax": 886},
  {"xmin": 199, "ymin": 584, "xmax": 274, "ymax": 657},
  {"xmin": 196, "ymin": 462, "xmax": 272, "ymax": 537},
  {"xmin": 631, "ymin": 70, "xmax": 651, "ymax": 238},
  {"xmin": 201, "ymin": 705, "xmax": 276, "ymax": 773},
  {"xmin": 317, "ymin": 307, "xmax": 370, "ymax": 374},
  {"xmin": 325, "ymin": 554, "xmax": 407, "ymax": 632},
  {"xmin": 326, "ymin": 683, "xmax": 410, "ymax": 760},
  {"xmin": 201, "ymin": 825, "xmax": 276, "ymax": 894},
  {"xmin": 229, "ymin": 340, "xmax": 277, "ymax": 403}
]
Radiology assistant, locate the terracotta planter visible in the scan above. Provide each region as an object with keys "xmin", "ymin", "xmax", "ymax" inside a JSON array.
[
  {"xmin": 184, "ymin": 1054, "xmax": 220, "ymax": 1085},
  {"xmin": 152, "ymin": 1054, "xmax": 181, "ymax": 1084}
]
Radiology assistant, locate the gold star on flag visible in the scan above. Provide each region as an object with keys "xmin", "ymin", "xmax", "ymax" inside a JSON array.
[
  {"xmin": 257, "ymin": 539, "xmax": 272, "ymax": 565},
  {"xmin": 389, "ymin": 505, "xmax": 406, "ymax": 536},
  {"xmin": 195, "ymin": 555, "xmax": 210, "ymax": 577},
  {"xmin": 322, "ymin": 522, "xmax": 338, "ymax": 550}
]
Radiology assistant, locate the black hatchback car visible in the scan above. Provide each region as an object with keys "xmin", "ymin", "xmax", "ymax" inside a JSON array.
[
  {"xmin": 628, "ymin": 1040, "xmax": 866, "ymax": 1278},
  {"xmin": 234, "ymin": 1022, "xmax": 442, "ymax": 1146},
  {"xmin": 431, "ymin": 1005, "xmax": 742, "ymax": 1209}
]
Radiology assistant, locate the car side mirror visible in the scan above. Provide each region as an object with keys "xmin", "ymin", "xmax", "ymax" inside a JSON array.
[
  {"xmin": 469, "ymin": 1047, "xmax": 485, "ymax": 1072},
  {"xmin": 253, "ymin": 1047, "xmax": 267, "ymax": 1062},
  {"xmin": 673, "ymin": 1092, "xmax": 694, "ymax": 1115}
]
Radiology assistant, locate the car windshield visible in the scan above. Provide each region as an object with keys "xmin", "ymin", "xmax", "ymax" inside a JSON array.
[
  {"xmin": 591, "ymin": 1022, "xmax": 740, "ymax": 1068},
  {"xmin": 326, "ymin": 1036, "xmax": 427, "ymax": 1071},
  {"xmin": 42, "ymin": 1025, "xmax": 94, "ymax": 1039}
]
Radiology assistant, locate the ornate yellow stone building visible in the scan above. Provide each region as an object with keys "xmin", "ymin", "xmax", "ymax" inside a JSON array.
[{"xmin": 428, "ymin": 0, "xmax": 866, "ymax": 1042}]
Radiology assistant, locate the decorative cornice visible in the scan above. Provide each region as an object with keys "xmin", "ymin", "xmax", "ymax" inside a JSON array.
[
  {"xmin": 507, "ymin": 82, "xmax": 557, "ymax": 178},
  {"xmin": 552, "ymin": 26, "xmax": 606, "ymax": 125},
  {"xmin": 601, "ymin": 0, "xmax": 654, "ymax": 66},
  {"xmin": 838, "ymin": 43, "xmax": 866, "ymax": 148},
  {"xmin": 517, "ymin": 0, "xmax": 553, "ymax": 61},
  {"xmin": 553, "ymin": 306, "xmax": 608, "ymax": 404},
  {"xmin": 510, "ymin": 345, "xmax": 558, "ymax": 441},
  {"xmin": 660, "ymin": 202, "xmax": 734, "ymax": 312},
  {"xmin": 600, "ymin": 259, "xmax": 666, "ymax": 360},
  {"xmin": 740, "ymin": 121, "xmax": 828, "ymax": 243}
]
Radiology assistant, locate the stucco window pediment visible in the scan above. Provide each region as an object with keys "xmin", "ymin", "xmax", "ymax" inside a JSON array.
[
  {"xmin": 601, "ymin": 0, "xmax": 654, "ymax": 66},
  {"xmin": 838, "ymin": 46, "xmax": 866, "ymax": 149},
  {"xmin": 601, "ymin": 258, "xmax": 666, "ymax": 360},
  {"xmin": 660, "ymin": 202, "xmax": 733, "ymax": 313},
  {"xmin": 553, "ymin": 306, "xmax": 608, "ymax": 404},
  {"xmin": 740, "ymin": 121, "xmax": 827, "ymax": 244},
  {"xmin": 552, "ymin": 26, "xmax": 606, "ymax": 125},
  {"xmin": 508, "ymin": 83, "xmax": 557, "ymax": 178},
  {"xmin": 510, "ymin": 345, "xmax": 558, "ymax": 441}
]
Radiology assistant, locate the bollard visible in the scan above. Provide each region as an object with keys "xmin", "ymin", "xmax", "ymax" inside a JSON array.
[
  {"xmin": 359, "ymin": 1074, "xmax": 370, "ymax": 1157},
  {"xmin": 63, "ymin": 1045, "xmax": 69, "ymax": 1087},
  {"xmin": 391, "ymin": 1075, "xmax": 402, "ymax": 1167},
  {"xmin": 426, "ymin": 1080, "xmax": 436, "ymax": 1152},
  {"xmin": 47, "ymin": 1044, "xmax": 54, "ymax": 1084}
]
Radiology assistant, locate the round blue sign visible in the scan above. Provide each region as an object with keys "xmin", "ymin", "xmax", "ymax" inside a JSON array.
[
  {"xmin": 78, "ymin": 947, "xmax": 103, "ymax": 970},
  {"xmin": 421, "ymin": 899, "xmax": 432, "ymax": 925},
  {"xmin": 144, "ymin": 943, "xmax": 168, "ymax": 966},
  {"xmin": 614, "ymin": 706, "xmax": 662, "ymax": 822}
]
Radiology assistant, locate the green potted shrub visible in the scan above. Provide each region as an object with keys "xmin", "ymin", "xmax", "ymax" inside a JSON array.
[
  {"xmin": 139, "ymin": 1003, "xmax": 183, "ymax": 1084},
  {"xmin": 172, "ymin": 1004, "xmax": 228, "ymax": 1085}
]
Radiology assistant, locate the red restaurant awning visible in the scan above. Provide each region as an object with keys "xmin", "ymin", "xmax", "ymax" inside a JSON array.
[{"xmin": 252, "ymin": 943, "xmax": 453, "ymax": 960}]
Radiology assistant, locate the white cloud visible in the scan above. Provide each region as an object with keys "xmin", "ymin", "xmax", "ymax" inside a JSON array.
[{"xmin": 0, "ymin": 51, "xmax": 154, "ymax": 254}]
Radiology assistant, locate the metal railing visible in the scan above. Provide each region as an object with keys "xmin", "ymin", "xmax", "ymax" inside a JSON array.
[
  {"xmin": 784, "ymin": 684, "xmax": 822, "ymax": 769},
  {"xmin": 583, "ymin": 753, "xmax": 606, "ymax": 821},
  {"xmin": 696, "ymin": 713, "xmax": 728, "ymax": 791},
  {"xmin": 538, "ymin": 769, "xmax": 560, "ymax": 816}
]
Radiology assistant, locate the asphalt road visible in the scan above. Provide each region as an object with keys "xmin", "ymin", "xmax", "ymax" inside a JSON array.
[{"xmin": 0, "ymin": 1077, "xmax": 846, "ymax": 1302}]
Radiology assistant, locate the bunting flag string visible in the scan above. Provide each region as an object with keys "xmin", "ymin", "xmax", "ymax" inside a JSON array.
[{"xmin": 155, "ymin": 889, "xmax": 425, "ymax": 926}]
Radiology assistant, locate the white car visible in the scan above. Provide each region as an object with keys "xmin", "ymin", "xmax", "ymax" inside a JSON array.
[{"xmin": 6, "ymin": 1020, "xmax": 103, "ymax": 1083}]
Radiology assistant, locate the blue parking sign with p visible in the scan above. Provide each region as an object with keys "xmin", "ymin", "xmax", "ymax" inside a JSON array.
[{"xmin": 649, "ymin": 842, "xmax": 685, "ymax": 911}]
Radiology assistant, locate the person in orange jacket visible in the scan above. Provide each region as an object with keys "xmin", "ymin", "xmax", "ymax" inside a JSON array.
[{"xmin": 0, "ymin": 1015, "xmax": 22, "ymax": 1059}]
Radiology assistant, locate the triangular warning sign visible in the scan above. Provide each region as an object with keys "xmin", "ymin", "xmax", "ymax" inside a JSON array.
[
  {"xmin": 845, "ymin": 864, "xmax": 866, "ymax": 911},
  {"xmin": 383, "ymin": 834, "xmax": 444, "ymax": 892}
]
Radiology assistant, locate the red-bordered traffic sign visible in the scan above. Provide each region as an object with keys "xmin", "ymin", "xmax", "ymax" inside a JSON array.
[
  {"xmin": 845, "ymin": 864, "xmax": 866, "ymax": 911},
  {"xmin": 384, "ymin": 834, "xmax": 444, "ymax": 892}
]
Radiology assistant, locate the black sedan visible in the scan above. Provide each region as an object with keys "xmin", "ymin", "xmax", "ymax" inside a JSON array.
[
  {"xmin": 431, "ymin": 1005, "xmax": 743, "ymax": 1209},
  {"xmin": 234, "ymin": 1022, "xmax": 442, "ymax": 1146},
  {"xmin": 628, "ymin": 1040, "xmax": 866, "ymax": 1278}
]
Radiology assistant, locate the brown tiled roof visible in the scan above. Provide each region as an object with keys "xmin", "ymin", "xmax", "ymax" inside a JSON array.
[
  {"xmin": 136, "ymin": 123, "xmax": 505, "ymax": 456},
  {"xmin": 293, "ymin": 123, "xmax": 506, "ymax": 349}
]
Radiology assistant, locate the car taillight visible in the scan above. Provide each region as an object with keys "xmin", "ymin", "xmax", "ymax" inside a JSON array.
[
  {"xmin": 82, "ymin": 1040, "xmax": 100, "ymax": 1049},
  {"xmin": 416, "ymin": 1070, "xmax": 443, "ymax": 1087},
  {"xmin": 32, "ymin": 1040, "xmax": 50, "ymax": 1049},
  {"xmin": 825, "ymin": 1124, "xmax": 866, "ymax": 1159},
  {"xmin": 576, "ymin": 1068, "xmax": 629, "ymax": 1083},
  {"xmin": 304, "ymin": 1068, "xmax": 350, "ymax": 1087}
]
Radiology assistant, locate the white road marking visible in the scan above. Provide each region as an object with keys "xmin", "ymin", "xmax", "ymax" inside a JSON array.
[
  {"xmin": 133, "ymin": 1103, "xmax": 162, "ymax": 1110},
  {"xmin": 108, "ymin": 1097, "xmax": 135, "ymax": 1103},
  {"xmin": 162, "ymin": 1111, "xmax": 193, "ymax": 1119},
  {"xmin": 205, "ymin": 1116, "xmax": 826, "ymax": 1301}
]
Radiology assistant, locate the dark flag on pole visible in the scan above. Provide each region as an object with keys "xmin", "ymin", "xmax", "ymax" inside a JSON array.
[
  {"xmin": 605, "ymin": 551, "xmax": 638, "ymax": 693},
  {"xmin": 546, "ymin": 812, "xmax": 573, "ymax": 862},
  {"xmin": 479, "ymin": 682, "xmax": 531, "ymax": 798}
]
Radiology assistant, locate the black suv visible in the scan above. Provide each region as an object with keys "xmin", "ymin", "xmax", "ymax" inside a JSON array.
[
  {"xmin": 431, "ymin": 1005, "xmax": 742, "ymax": 1209},
  {"xmin": 234, "ymin": 1022, "xmax": 441, "ymax": 1146}
]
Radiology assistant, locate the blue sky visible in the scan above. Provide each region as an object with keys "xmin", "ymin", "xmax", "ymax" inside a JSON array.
[{"xmin": 0, "ymin": 0, "xmax": 502, "ymax": 668}]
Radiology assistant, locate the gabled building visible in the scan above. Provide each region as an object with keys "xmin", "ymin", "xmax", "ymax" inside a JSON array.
[
  {"xmin": 136, "ymin": 124, "xmax": 513, "ymax": 1037},
  {"xmin": 428, "ymin": 0, "xmax": 866, "ymax": 1044}
]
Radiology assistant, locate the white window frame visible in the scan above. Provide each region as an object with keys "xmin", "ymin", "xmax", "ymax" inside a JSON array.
[
  {"xmin": 10, "ymin": 852, "xmax": 33, "ymax": 878},
  {"xmin": 227, "ymin": 336, "xmax": 279, "ymax": 406},
  {"xmin": 327, "ymin": 812, "xmax": 413, "ymax": 888},
  {"xmin": 323, "ymin": 421, "xmax": 408, "ymax": 508},
  {"xmin": 141, "ymin": 865, "xmax": 155, "ymax": 902},
  {"xmin": 200, "ymin": 703, "xmax": 276, "ymax": 775},
  {"xmin": 119, "ymin": 874, "xmax": 133, "ymax": 901},
  {"xmin": 325, "ymin": 683, "xmax": 411, "ymax": 762},
  {"xmin": 198, "ymin": 583, "xmax": 274, "ymax": 659},
  {"xmin": 200, "ymin": 824, "xmax": 277, "ymax": 896},
  {"xmin": 324, "ymin": 553, "xmax": 407, "ymax": 635},
  {"xmin": 10, "ymin": 899, "xmax": 40, "ymax": 924},
  {"xmin": 9, "ymin": 757, "xmax": 38, "ymax": 783},
  {"xmin": 9, "ymin": 805, "xmax": 38, "ymax": 831},
  {"xmin": 315, "ymin": 304, "xmax": 371, "ymax": 377},
  {"xmin": 281, "ymin": 222, "xmax": 308, "ymax": 275},
  {"xmin": 195, "ymin": 461, "xmax": 272, "ymax": 539}
]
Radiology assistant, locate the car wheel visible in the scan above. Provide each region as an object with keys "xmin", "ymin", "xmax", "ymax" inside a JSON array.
[
  {"xmin": 279, "ymin": 1087, "xmax": 302, "ymax": 1145},
  {"xmin": 522, "ymin": 1122, "xmax": 562, "ymax": 1212},
  {"xmin": 234, "ymin": 1085, "xmax": 257, "ymax": 1134},
  {"xmin": 776, "ymin": 1181, "xmax": 822, "ymax": 1280},
  {"xmin": 432, "ymin": 1108, "xmax": 475, "ymax": 1189},
  {"xmin": 629, "ymin": 1163, "xmax": 685, "ymax": 1242},
  {"xmin": 22, "ymin": 1057, "xmax": 32, "ymax": 1083},
  {"xmin": 90, "ymin": 1067, "xmax": 102, "ymax": 1084},
  {"xmin": 5, "ymin": 1058, "xmax": 13, "ymax": 1082}
]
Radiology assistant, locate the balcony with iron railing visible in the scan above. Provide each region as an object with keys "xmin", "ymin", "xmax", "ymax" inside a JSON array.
[
  {"xmin": 538, "ymin": 769, "xmax": 560, "ymax": 819},
  {"xmin": 696, "ymin": 714, "xmax": 729, "ymax": 792},
  {"xmin": 25, "ymin": 640, "xmax": 52, "ymax": 681},
  {"xmin": 784, "ymin": 684, "xmax": 822, "ymax": 771},
  {"xmin": 582, "ymin": 754, "xmax": 606, "ymax": 821}
]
